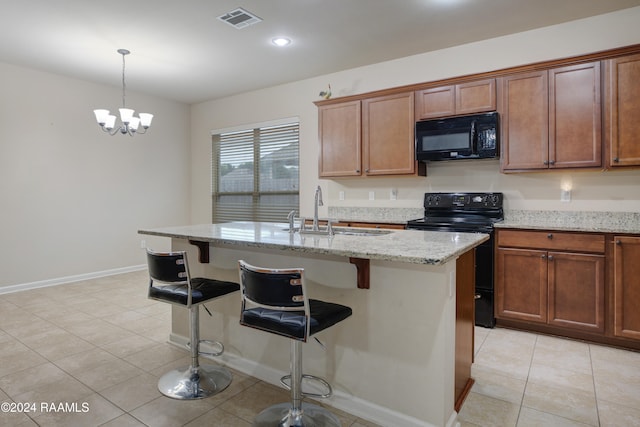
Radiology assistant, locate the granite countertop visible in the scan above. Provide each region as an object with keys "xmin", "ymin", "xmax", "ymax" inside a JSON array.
[
  {"xmin": 139, "ymin": 221, "xmax": 488, "ymax": 265},
  {"xmin": 497, "ymin": 210, "xmax": 640, "ymax": 234}
]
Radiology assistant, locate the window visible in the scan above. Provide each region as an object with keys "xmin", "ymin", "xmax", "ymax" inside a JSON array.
[{"xmin": 212, "ymin": 120, "xmax": 299, "ymax": 223}]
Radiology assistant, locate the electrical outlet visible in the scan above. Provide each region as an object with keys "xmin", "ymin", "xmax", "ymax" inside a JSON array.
[
  {"xmin": 561, "ymin": 189, "xmax": 571, "ymax": 202},
  {"xmin": 369, "ymin": 191, "xmax": 375, "ymax": 200},
  {"xmin": 390, "ymin": 188, "xmax": 397, "ymax": 200},
  {"xmin": 140, "ymin": 239, "xmax": 146, "ymax": 249},
  {"xmin": 339, "ymin": 191, "xmax": 345, "ymax": 201}
]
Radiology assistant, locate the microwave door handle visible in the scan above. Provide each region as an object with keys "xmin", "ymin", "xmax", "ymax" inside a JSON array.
[{"xmin": 470, "ymin": 120, "xmax": 477, "ymax": 154}]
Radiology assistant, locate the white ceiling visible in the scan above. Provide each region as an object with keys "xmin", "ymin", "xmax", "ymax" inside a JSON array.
[{"xmin": 2, "ymin": 0, "xmax": 639, "ymax": 104}]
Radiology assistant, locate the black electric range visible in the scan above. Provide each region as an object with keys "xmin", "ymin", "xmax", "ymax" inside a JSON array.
[{"xmin": 407, "ymin": 192, "xmax": 504, "ymax": 327}]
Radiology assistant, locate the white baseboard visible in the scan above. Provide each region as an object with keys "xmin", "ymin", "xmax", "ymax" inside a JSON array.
[
  {"xmin": 168, "ymin": 333, "xmax": 455, "ymax": 427},
  {"xmin": 0, "ymin": 264, "xmax": 147, "ymax": 295}
]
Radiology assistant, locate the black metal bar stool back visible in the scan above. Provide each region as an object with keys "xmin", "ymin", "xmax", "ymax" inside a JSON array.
[
  {"xmin": 238, "ymin": 260, "xmax": 352, "ymax": 427},
  {"xmin": 146, "ymin": 249, "xmax": 239, "ymax": 400}
]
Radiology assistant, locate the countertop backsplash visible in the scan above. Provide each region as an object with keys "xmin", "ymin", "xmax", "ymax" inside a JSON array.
[{"xmin": 329, "ymin": 206, "xmax": 640, "ymax": 234}]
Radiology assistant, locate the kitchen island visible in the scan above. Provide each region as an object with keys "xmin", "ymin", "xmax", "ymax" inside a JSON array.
[{"xmin": 138, "ymin": 222, "xmax": 488, "ymax": 427}]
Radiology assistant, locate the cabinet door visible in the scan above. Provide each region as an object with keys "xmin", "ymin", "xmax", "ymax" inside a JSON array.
[
  {"xmin": 500, "ymin": 71, "xmax": 549, "ymax": 171},
  {"xmin": 414, "ymin": 86, "xmax": 455, "ymax": 120},
  {"xmin": 548, "ymin": 252, "xmax": 605, "ymax": 333},
  {"xmin": 605, "ymin": 54, "xmax": 640, "ymax": 167},
  {"xmin": 613, "ymin": 236, "xmax": 640, "ymax": 340},
  {"xmin": 496, "ymin": 248, "xmax": 548, "ymax": 323},
  {"xmin": 362, "ymin": 92, "xmax": 416, "ymax": 175},
  {"xmin": 318, "ymin": 101, "xmax": 361, "ymax": 177},
  {"xmin": 456, "ymin": 79, "xmax": 496, "ymax": 115},
  {"xmin": 549, "ymin": 62, "xmax": 602, "ymax": 169}
]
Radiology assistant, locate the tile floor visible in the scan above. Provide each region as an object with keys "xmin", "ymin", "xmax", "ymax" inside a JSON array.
[
  {"xmin": 0, "ymin": 271, "xmax": 376, "ymax": 427},
  {"xmin": 0, "ymin": 270, "xmax": 638, "ymax": 427},
  {"xmin": 461, "ymin": 325, "xmax": 640, "ymax": 426}
]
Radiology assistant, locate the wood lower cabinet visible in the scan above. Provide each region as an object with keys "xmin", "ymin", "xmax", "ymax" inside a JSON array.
[
  {"xmin": 496, "ymin": 230, "xmax": 605, "ymax": 333},
  {"xmin": 500, "ymin": 62, "xmax": 602, "ymax": 172},
  {"xmin": 613, "ymin": 236, "xmax": 640, "ymax": 340},
  {"xmin": 605, "ymin": 53, "xmax": 640, "ymax": 167},
  {"xmin": 548, "ymin": 252, "xmax": 605, "ymax": 332},
  {"xmin": 415, "ymin": 79, "xmax": 496, "ymax": 120}
]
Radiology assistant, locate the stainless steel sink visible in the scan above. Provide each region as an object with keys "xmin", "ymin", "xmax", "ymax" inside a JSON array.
[
  {"xmin": 282, "ymin": 226, "xmax": 393, "ymax": 236},
  {"xmin": 333, "ymin": 228, "xmax": 393, "ymax": 236}
]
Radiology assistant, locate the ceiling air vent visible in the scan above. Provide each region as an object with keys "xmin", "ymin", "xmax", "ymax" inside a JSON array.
[{"xmin": 217, "ymin": 8, "xmax": 263, "ymax": 29}]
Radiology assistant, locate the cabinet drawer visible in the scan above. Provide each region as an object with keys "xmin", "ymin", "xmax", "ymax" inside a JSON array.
[{"xmin": 497, "ymin": 230, "xmax": 605, "ymax": 253}]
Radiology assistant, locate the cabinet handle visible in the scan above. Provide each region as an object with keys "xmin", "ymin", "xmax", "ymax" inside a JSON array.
[
  {"xmin": 547, "ymin": 233, "xmax": 553, "ymax": 239},
  {"xmin": 613, "ymin": 157, "xmax": 620, "ymax": 163}
]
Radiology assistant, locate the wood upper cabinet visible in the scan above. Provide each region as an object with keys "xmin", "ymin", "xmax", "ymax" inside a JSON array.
[
  {"xmin": 500, "ymin": 62, "xmax": 602, "ymax": 171},
  {"xmin": 318, "ymin": 100, "xmax": 361, "ymax": 177},
  {"xmin": 319, "ymin": 92, "xmax": 423, "ymax": 178},
  {"xmin": 605, "ymin": 53, "xmax": 640, "ymax": 167},
  {"xmin": 496, "ymin": 230, "xmax": 605, "ymax": 333},
  {"xmin": 613, "ymin": 236, "xmax": 640, "ymax": 340},
  {"xmin": 362, "ymin": 92, "xmax": 417, "ymax": 175},
  {"xmin": 500, "ymin": 71, "xmax": 549, "ymax": 170},
  {"xmin": 415, "ymin": 79, "xmax": 496, "ymax": 120}
]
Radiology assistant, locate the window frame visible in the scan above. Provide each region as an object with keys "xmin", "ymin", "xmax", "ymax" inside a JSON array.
[{"xmin": 211, "ymin": 118, "xmax": 300, "ymax": 223}]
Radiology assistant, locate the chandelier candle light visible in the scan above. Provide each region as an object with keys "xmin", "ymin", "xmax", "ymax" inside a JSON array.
[{"xmin": 93, "ymin": 49, "xmax": 153, "ymax": 136}]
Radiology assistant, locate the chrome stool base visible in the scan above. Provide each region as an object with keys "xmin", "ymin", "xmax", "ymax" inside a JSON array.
[
  {"xmin": 158, "ymin": 364, "xmax": 232, "ymax": 400},
  {"xmin": 253, "ymin": 402, "xmax": 341, "ymax": 427}
]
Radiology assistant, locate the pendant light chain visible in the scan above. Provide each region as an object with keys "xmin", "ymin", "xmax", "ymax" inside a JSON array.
[{"xmin": 121, "ymin": 51, "xmax": 127, "ymax": 109}]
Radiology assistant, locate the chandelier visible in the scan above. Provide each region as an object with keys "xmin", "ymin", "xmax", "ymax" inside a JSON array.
[{"xmin": 93, "ymin": 49, "xmax": 153, "ymax": 136}]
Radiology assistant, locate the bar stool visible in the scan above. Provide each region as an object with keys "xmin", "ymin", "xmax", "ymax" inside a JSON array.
[
  {"xmin": 238, "ymin": 260, "xmax": 352, "ymax": 427},
  {"xmin": 146, "ymin": 249, "xmax": 239, "ymax": 400}
]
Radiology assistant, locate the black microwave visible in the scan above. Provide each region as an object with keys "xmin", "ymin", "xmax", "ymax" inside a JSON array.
[{"xmin": 415, "ymin": 112, "xmax": 499, "ymax": 161}]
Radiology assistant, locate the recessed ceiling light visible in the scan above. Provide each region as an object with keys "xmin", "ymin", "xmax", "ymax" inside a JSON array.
[{"xmin": 272, "ymin": 37, "xmax": 291, "ymax": 47}]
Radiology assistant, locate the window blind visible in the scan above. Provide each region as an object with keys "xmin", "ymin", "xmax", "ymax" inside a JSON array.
[{"xmin": 212, "ymin": 122, "xmax": 299, "ymax": 223}]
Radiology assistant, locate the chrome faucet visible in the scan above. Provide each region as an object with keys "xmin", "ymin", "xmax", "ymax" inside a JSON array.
[
  {"xmin": 312, "ymin": 185, "xmax": 323, "ymax": 231},
  {"xmin": 287, "ymin": 210, "xmax": 297, "ymax": 233}
]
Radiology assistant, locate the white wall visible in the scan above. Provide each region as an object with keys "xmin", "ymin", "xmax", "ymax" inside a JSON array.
[
  {"xmin": 190, "ymin": 7, "xmax": 640, "ymax": 223},
  {"xmin": 0, "ymin": 62, "xmax": 190, "ymax": 288}
]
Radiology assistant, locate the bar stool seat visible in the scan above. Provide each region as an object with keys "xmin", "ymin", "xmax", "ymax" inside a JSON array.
[
  {"xmin": 238, "ymin": 260, "xmax": 352, "ymax": 427},
  {"xmin": 146, "ymin": 249, "xmax": 239, "ymax": 400}
]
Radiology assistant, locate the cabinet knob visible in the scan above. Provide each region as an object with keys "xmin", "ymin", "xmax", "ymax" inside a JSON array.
[
  {"xmin": 356, "ymin": 169, "xmax": 361, "ymax": 173},
  {"xmin": 365, "ymin": 169, "xmax": 369, "ymax": 173},
  {"xmin": 548, "ymin": 255, "xmax": 554, "ymax": 261},
  {"xmin": 547, "ymin": 233, "xmax": 553, "ymax": 239},
  {"xmin": 543, "ymin": 160, "xmax": 549, "ymax": 165},
  {"xmin": 541, "ymin": 254, "xmax": 546, "ymax": 259},
  {"xmin": 616, "ymin": 240, "xmax": 622, "ymax": 245},
  {"xmin": 613, "ymin": 157, "xmax": 620, "ymax": 163},
  {"xmin": 549, "ymin": 160, "xmax": 555, "ymax": 165}
]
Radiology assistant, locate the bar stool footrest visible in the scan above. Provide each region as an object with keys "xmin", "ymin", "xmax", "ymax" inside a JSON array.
[
  {"xmin": 186, "ymin": 339, "xmax": 225, "ymax": 357},
  {"xmin": 280, "ymin": 374, "xmax": 333, "ymax": 399}
]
